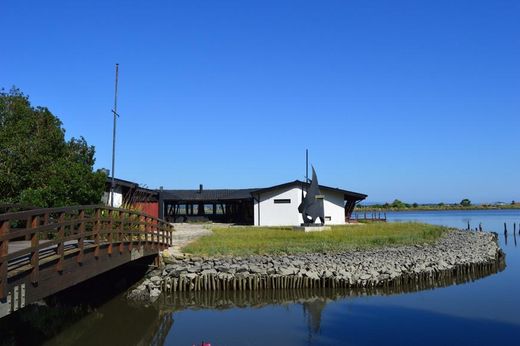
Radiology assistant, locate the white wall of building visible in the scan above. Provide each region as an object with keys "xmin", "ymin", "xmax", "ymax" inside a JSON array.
[
  {"xmin": 253, "ymin": 186, "xmax": 345, "ymax": 226},
  {"xmin": 102, "ymin": 186, "xmax": 123, "ymax": 208},
  {"xmin": 253, "ymin": 187, "xmax": 302, "ymax": 226},
  {"xmin": 323, "ymin": 190, "xmax": 346, "ymax": 224}
]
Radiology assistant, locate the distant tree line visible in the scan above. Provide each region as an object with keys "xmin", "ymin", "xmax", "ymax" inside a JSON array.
[
  {"xmin": 0, "ymin": 87, "xmax": 106, "ymax": 208},
  {"xmin": 357, "ymin": 198, "xmax": 519, "ymax": 211}
]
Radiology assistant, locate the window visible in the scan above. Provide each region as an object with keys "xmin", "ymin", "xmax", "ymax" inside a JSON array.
[
  {"xmin": 325, "ymin": 216, "xmax": 332, "ymax": 221},
  {"xmin": 274, "ymin": 199, "xmax": 291, "ymax": 204},
  {"xmin": 176, "ymin": 204, "xmax": 187, "ymax": 215},
  {"xmin": 215, "ymin": 203, "xmax": 226, "ymax": 215},
  {"xmin": 204, "ymin": 204, "xmax": 214, "ymax": 215}
]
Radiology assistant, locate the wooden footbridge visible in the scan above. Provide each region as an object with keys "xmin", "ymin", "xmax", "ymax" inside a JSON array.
[{"xmin": 0, "ymin": 205, "xmax": 174, "ymax": 318}]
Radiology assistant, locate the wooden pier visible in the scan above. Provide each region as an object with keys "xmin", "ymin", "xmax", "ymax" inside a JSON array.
[{"xmin": 349, "ymin": 212, "xmax": 387, "ymax": 223}]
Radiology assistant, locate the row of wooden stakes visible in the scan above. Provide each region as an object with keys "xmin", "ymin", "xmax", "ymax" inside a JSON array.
[{"xmin": 158, "ymin": 259, "xmax": 504, "ymax": 295}]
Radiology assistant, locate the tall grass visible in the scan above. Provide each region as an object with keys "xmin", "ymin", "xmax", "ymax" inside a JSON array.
[{"xmin": 182, "ymin": 222, "xmax": 447, "ymax": 256}]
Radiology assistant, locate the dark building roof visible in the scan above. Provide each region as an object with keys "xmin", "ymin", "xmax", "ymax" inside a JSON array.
[
  {"xmin": 160, "ymin": 181, "xmax": 366, "ymax": 202},
  {"xmin": 160, "ymin": 188, "xmax": 258, "ymax": 202},
  {"xmin": 105, "ymin": 177, "xmax": 158, "ymax": 199},
  {"xmin": 105, "ymin": 177, "xmax": 139, "ymax": 189},
  {"xmin": 250, "ymin": 180, "xmax": 367, "ymax": 200}
]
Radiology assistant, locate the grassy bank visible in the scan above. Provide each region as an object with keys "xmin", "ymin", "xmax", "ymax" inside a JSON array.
[{"xmin": 182, "ymin": 223, "xmax": 447, "ymax": 256}]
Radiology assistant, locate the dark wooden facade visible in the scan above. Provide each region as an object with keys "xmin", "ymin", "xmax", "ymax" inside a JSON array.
[{"xmin": 160, "ymin": 187, "xmax": 255, "ymax": 224}]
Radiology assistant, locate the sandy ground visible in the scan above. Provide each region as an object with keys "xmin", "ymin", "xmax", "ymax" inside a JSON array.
[{"xmin": 166, "ymin": 223, "xmax": 213, "ymax": 257}]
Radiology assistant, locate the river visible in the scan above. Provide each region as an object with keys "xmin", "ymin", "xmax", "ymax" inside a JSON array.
[{"xmin": 2, "ymin": 210, "xmax": 520, "ymax": 345}]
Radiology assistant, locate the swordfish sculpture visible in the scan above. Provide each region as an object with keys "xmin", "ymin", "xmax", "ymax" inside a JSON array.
[{"xmin": 298, "ymin": 166, "xmax": 325, "ymax": 225}]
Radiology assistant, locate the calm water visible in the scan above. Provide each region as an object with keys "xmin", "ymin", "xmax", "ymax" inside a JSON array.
[{"xmin": 5, "ymin": 210, "xmax": 520, "ymax": 345}]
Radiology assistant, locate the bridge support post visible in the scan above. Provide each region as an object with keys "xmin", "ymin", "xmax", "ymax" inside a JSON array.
[
  {"xmin": 94, "ymin": 208, "xmax": 101, "ymax": 258},
  {"xmin": 0, "ymin": 220, "xmax": 9, "ymax": 299},
  {"xmin": 145, "ymin": 216, "xmax": 150, "ymax": 250},
  {"xmin": 119, "ymin": 211, "xmax": 125, "ymax": 254},
  {"xmin": 108, "ymin": 210, "xmax": 113, "ymax": 255},
  {"xmin": 138, "ymin": 215, "xmax": 144, "ymax": 249},
  {"xmin": 151, "ymin": 218, "xmax": 157, "ymax": 251},
  {"xmin": 56, "ymin": 212, "xmax": 65, "ymax": 272},
  {"xmin": 30, "ymin": 216, "xmax": 40, "ymax": 285},
  {"xmin": 128, "ymin": 213, "xmax": 134, "ymax": 252},
  {"xmin": 77, "ymin": 210, "xmax": 85, "ymax": 263}
]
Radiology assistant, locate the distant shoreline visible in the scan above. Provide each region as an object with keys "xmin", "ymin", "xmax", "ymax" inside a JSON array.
[{"xmin": 355, "ymin": 205, "xmax": 520, "ymax": 212}]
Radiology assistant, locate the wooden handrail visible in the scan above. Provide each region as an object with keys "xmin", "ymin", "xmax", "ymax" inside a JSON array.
[
  {"xmin": 0, "ymin": 205, "xmax": 174, "ymax": 299},
  {"xmin": 0, "ymin": 204, "xmax": 169, "ymax": 223},
  {"xmin": 0, "ymin": 220, "xmax": 9, "ymax": 298}
]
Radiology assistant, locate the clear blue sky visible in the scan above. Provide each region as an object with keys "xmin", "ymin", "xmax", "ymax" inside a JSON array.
[{"xmin": 1, "ymin": 0, "xmax": 519, "ymax": 203}]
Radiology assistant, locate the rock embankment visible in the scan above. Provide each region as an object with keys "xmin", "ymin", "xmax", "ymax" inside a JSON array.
[{"xmin": 128, "ymin": 230, "xmax": 504, "ymax": 302}]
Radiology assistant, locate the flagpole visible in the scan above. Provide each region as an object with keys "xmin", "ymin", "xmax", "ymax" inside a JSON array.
[{"xmin": 110, "ymin": 63, "xmax": 119, "ymax": 207}]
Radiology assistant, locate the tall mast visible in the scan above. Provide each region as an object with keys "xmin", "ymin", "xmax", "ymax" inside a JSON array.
[
  {"xmin": 110, "ymin": 63, "xmax": 119, "ymax": 207},
  {"xmin": 306, "ymin": 149, "xmax": 309, "ymax": 183}
]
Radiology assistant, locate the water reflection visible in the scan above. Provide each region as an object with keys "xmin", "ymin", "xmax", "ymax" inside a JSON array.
[
  {"xmin": 153, "ymin": 257, "xmax": 504, "ymax": 344},
  {"xmin": 31, "ymin": 254, "xmax": 504, "ymax": 345},
  {"xmin": 303, "ymin": 299, "xmax": 326, "ymax": 334}
]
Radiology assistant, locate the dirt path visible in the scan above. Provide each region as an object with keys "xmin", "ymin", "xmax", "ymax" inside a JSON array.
[{"xmin": 166, "ymin": 223, "xmax": 213, "ymax": 258}]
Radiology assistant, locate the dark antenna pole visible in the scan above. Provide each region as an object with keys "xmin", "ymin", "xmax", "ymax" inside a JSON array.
[
  {"xmin": 110, "ymin": 63, "xmax": 119, "ymax": 207},
  {"xmin": 306, "ymin": 149, "xmax": 309, "ymax": 183}
]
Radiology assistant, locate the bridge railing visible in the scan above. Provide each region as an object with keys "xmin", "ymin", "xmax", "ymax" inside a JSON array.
[{"xmin": 0, "ymin": 205, "xmax": 174, "ymax": 299}]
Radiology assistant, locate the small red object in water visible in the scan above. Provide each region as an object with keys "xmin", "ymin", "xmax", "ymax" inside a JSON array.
[{"xmin": 193, "ymin": 341, "xmax": 211, "ymax": 346}]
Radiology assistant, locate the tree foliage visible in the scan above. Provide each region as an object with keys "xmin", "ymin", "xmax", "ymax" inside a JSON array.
[
  {"xmin": 0, "ymin": 87, "xmax": 106, "ymax": 207},
  {"xmin": 460, "ymin": 198, "xmax": 471, "ymax": 207},
  {"xmin": 390, "ymin": 199, "xmax": 410, "ymax": 209}
]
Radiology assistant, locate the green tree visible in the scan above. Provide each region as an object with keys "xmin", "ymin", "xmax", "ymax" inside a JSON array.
[
  {"xmin": 412, "ymin": 202, "xmax": 418, "ymax": 208},
  {"xmin": 0, "ymin": 87, "xmax": 106, "ymax": 207},
  {"xmin": 391, "ymin": 199, "xmax": 406, "ymax": 209},
  {"xmin": 460, "ymin": 198, "xmax": 471, "ymax": 207}
]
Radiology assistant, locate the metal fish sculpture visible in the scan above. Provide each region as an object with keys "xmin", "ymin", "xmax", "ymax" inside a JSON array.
[{"xmin": 298, "ymin": 166, "xmax": 325, "ymax": 225}]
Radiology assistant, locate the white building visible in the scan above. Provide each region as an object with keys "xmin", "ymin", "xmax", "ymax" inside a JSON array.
[{"xmin": 251, "ymin": 181, "xmax": 366, "ymax": 226}]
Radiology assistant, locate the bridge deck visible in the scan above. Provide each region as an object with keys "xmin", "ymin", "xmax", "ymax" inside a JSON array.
[{"xmin": 7, "ymin": 240, "xmax": 90, "ymax": 277}]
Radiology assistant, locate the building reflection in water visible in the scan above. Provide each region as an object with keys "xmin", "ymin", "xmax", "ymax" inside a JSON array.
[{"xmin": 303, "ymin": 298, "xmax": 328, "ymax": 344}]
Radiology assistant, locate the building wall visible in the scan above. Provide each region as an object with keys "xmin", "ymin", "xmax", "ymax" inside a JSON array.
[
  {"xmin": 323, "ymin": 190, "xmax": 346, "ymax": 224},
  {"xmin": 253, "ymin": 186, "xmax": 345, "ymax": 226},
  {"xmin": 254, "ymin": 187, "xmax": 302, "ymax": 226},
  {"xmin": 102, "ymin": 187, "xmax": 123, "ymax": 208},
  {"xmin": 134, "ymin": 202, "xmax": 159, "ymax": 219}
]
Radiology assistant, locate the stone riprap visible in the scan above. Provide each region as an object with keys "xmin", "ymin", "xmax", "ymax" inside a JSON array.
[{"xmin": 128, "ymin": 230, "xmax": 504, "ymax": 302}]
